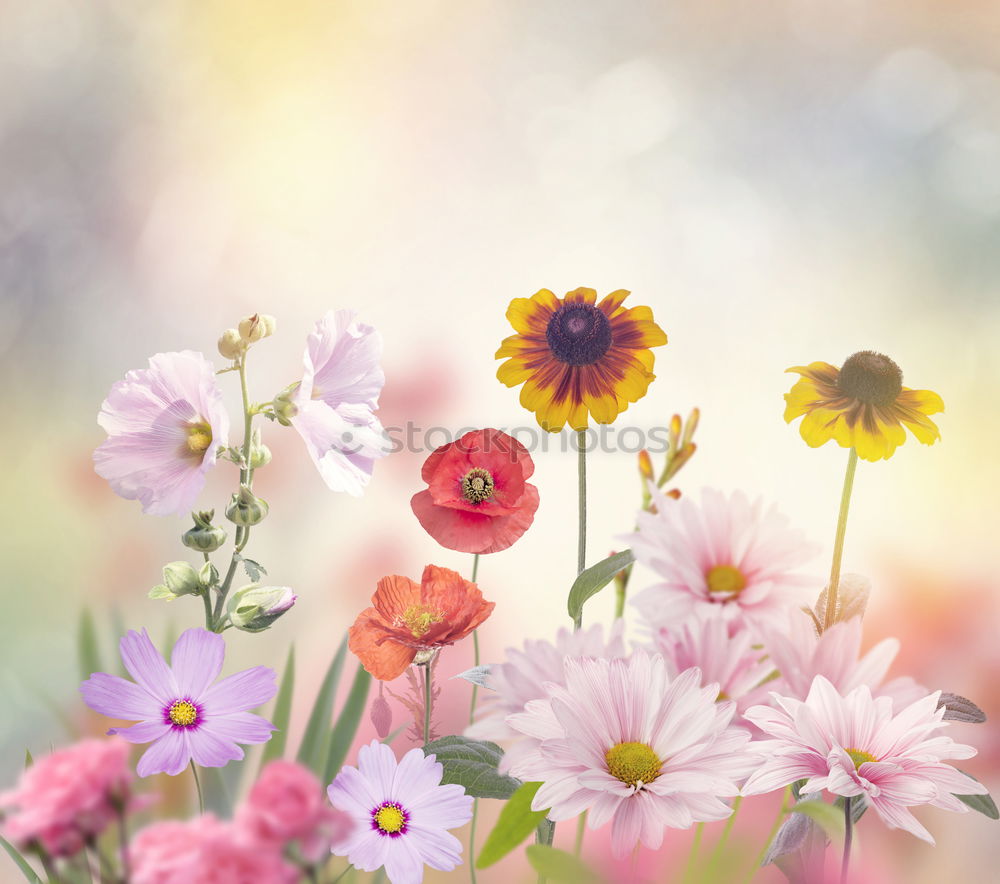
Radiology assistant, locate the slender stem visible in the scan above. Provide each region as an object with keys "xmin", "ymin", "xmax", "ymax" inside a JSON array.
[
  {"xmin": 746, "ymin": 786, "xmax": 790, "ymax": 883},
  {"xmin": 117, "ymin": 807, "xmax": 131, "ymax": 883},
  {"xmin": 422, "ymin": 662, "xmax": 433, "ymax": 746},
  {"xmin": 33, "ymin": 845, "xmax": 59, "ymax": 883},
  {"xmin": 706, "ymin": 795, "xmax": 742, "ymax": 878},
  {"xmin": 468, "ymin": 553, "xmax": 482, "ymax": 727},
  {"xmin": 190, "ymin": 761, "xmax": 204, "ymax": 814},
  {"xmin": 823, "ymin": 449, "xmax": 858, "ymax": 630},
  {"xmin": 573, "ymin": 429, "xmax": 587, "ymax": 631},
  {"xmin": 330, "ymin": 865, "xmax": 354, "ymax": 884},
  {"xmin": 682, "ymin": 822, "xmax": 704, "ymax": 884},
  {"xmin": 841, "ymin": 797, "xmax": 853, "ymax": 884},
  {"xmin": 573, "ymin": 811, "xmax": 587, "ymax": 857},
  {"xmin": 468, "ymin": 799, "xmax": 479, "ymax": 884}
]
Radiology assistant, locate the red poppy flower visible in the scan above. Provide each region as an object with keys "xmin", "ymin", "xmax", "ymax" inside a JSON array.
[
  {"xmin": 348, "ymin": 565, "xmax": 495, "ymax": 681},
  {"xmin": 410, "ymin": 428, "xmax": 539, "ymax": 554}
]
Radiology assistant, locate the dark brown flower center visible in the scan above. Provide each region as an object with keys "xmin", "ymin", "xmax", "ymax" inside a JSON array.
[
  {"xmin": 546, "ymin": 303, "xmax": 613, "ymax": 365},
  {"xmin": 837, "ymin": 351, "xmax": 903, "ymax": 406},
  {"xmin": 461, "ymin": 467, "xmax": 495, "ymax": 503}
]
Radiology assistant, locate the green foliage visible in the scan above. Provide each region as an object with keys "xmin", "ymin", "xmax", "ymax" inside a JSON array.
[
  {"xmin": 77, "ymin": 608, "xmax": 102, "ymax": 681},
  {"xmin": 526, "ymin": 845, "xmax": 604, "ymax": 883},
  {"xmin": 324, "ymin": 665, "xmax": 372, "ymax": 782},
  {"xmin": 476, "ymin": 781, "xmax": 550, "ymax": 869},
  {"xmin": 567, "ymin": 550, "xmax": 635, "ymax": 624},
  {"xmin": 0, "ymin": 836, "xmax": 42, "ymax": 883},
  {"xmin": 422, "ymin": 736, "xmax": 521, "ymax": 799},
  {"xmin": 261, "ymin": 646, "xmax": 295, "ymax": 767},
  {"xmin": 296, "ymin": 635, "xmax": 347, "ymax": 775}
]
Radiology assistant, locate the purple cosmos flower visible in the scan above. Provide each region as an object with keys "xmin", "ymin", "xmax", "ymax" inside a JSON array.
[
  {"xmin": 80, "ymin": 628, "xmax": 277, "ymax": 777},
  {"xmin": 286, "ymin": 311, "xmax": 389, "ymax": 495},
  {"xmin": 327, "ymin": 740, "xmax": 473, "ymax": 884},
  {"xmin": 94, "ymin": 351, "xmax": 230, "ymax": 516}
]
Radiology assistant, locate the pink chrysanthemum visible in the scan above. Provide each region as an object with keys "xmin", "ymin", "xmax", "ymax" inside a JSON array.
[
  {"xmin": 327, "ymin": 740, "xmax": 473, "ymax": 884},
  {"xmin": 80, "ymin": 628, "xmax": 276, "ymax": 777},
  {"xmin": 287, "ymin": 310, "xmax": 389, "ymax": 495},
  {"xmin": 94, "ymin": 351, "xmax": 229, "ymax": 516},
  {"xmin": 466, "ymin": 622, "xmax": 625, "ymax": 744},
  {"xmin": 628, "ymin": 485, "xmax": 816, "ymax": 630},
  {"xmin": 505, "ymin": 652, "xmax": 758, "ymax": 858},
  {"xmin": 742, "ymin": 676, "xmax": 987, "ymax": 842},
  {"xmin": 760, "ymin": 608, "xmax": 928, "ymax": 709}
]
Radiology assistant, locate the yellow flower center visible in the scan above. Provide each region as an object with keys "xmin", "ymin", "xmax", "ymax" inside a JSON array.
[
  {"xmin": 845, "ymin": 747, "xmax": 878, "ymax": 770},
  {"xmin": 399, "ymin": 605, "xmax": 444, "ymax": 638},
  {"xmin": 706, "ymin": 565, "xmax": 746, "ymax": 595},
  {"xmin": 185, "ymin": 422, "xmax": 213, "ymax": 456},
  {"xmin": 461, "ymin": 468, "xmax": 495, "ymax": 504},
  {"xmin": 168, "ymin": 700, "xmax": 198, "ymax": 727},
  {"xmin": 374, "ymin": 802, "xmax": 407, "ymax": 834},
  {"xmin": 605, "ymin": 741, "xmax": 662, "ymax": 788}
]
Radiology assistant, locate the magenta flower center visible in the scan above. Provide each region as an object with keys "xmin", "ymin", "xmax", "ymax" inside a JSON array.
[
  {"xmin": 371, "ymin": 800, "xmax": 409, "ymax": 837},
  {"xmin": 164, "ymin": 699, "xmax": 201, "ymax": 729}
]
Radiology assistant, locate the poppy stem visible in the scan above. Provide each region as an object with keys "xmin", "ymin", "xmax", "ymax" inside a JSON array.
[
  {"xmin": 469, "ymin": 554, "xmax": 481, "ymax": 726},
  {"xmin": 824, "ymin": 448, "xmax": 859, "ymax": 630},
  {"xmin": 190, "ymin": 761, "xmax": 204, "ymax": 814},
  {"xmin": 574, "ymin": 429, "xmax": 587, "ymax": 630},
  {"xmin": 841, "ymin": 797, "xmax": 853, "ymax": 884},
  {"xmin": 422, "ymin": 661, "xmax": 433, "ymax": 746}
]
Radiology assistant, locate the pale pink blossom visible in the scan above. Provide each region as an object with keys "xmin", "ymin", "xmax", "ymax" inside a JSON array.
[
  {"xmin": 505, "ymin": 652, "xmax": 758, "ymax": 858},
  {"xmin": 94, "ymin": 351, "xmax": 229, "ymax": 516},
  {"xmin": 743, "ymin": 676, "xmax": 986, "ymax": 843}
]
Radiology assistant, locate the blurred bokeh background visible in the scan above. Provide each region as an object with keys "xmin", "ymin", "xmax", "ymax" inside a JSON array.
[{"xmin": 2, "ymin": 1, "xmax": 1000, "ymax": 881}]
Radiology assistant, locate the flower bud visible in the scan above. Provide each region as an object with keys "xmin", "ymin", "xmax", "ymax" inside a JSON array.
[
  {"xmin": 238, "ymin": 313, "xmax": 276, "ymax": 344},
  {"xmin": 150, "ymin": 561, "xmax": 201, "ymax": 600},
  {"xmin": 198, "ymin": 560, "xmax": 219, "ymax": 588},
  {"xmin": 225, "ymin": 484, "xmax": 269, "ymax": 526},
  {"xmin": 182, "ymin": 510, "xmax": 228, "ymax": 553},
  {"xmin": 370, "ymin": 691, "xmax": 392, "ymax": 739},
  {"xmin": 227, "ymin": 585, "xmax": 296, "ymax": 632},
  {"xmin": 218, "ymin": 329, "xmax": 243, "ymax": 361},
  {"xmin": 637, "ymin": 450, "xmax": 654, "ymax": 482},
  {"xmin": 249, "ymin": 427, "xmax": 271, "ymax": 469},
  {"xmin": 271, "ymin": 385, "xmax": 299, "ymax": 426}
]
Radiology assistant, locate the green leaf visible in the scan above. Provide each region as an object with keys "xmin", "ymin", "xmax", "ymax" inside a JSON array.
[
  {"xmin": 567, "ymin": 550, "xmax": 635, "ymax": 624},
  {"xmin": 324, "ymin": 665, "xmax": 372, "ymax": 782},
  {"xmin": 242, "ymin": 557, "xmax": 267, "ymax": 582},
  {"xmin": 423, "ymin": 736, "xmax": 521, "ymax": 799},
  {"xmin": 525, "ymin": 845, "xmax": 604, "ymax": 884},
  {"xmin": 24, "ymin": 749, "xmax": 32, "ymax": 769},
  {"xmin": 77, "ymin": 608, "xmax": 102, "ymax": 681},
  {"xmin": 477, "ymin": 781, "xmax": 550, "ymax": 868},
  {"xmin": 296, "ymin": 635, "xmax": 348, "ymax": 775},
  {"xmin": 382, "ymin": 724, "xmax": 407, "ymax": 745},
  {"xmin": 0, "ymin": 837, "xmax": 42, "ymax": 884},
  {"xmin": 199, "ymin": 764, "xmax": 232, "ymax": 817},
  {"xmin": 954, "ymin": 771, "xmax": 999, "ymax": 819},
  {"xmin": 791, "ymin": 800, "xmax": 845, "ymax": 841},
  {"xmin": 261, "ymin": 646, "xmax": 295, "ymax": 767}
]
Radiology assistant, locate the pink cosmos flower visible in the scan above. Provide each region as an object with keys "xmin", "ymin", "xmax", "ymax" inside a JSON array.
[
  {"xmin": 327, "ymin": 740, "xmax": 473, "ymax": 884},
  {"xmin": 505, "ymin": 652, "xmax": 758, "ymax": 858},
  {"xmin": 760, "ymin": 608, "xmax": 928, "ymax": 709},
  {"xmin": 628, "ymin": 485, "xmax": 816, "ymax": 630},
  {"xmin": 129, "ymin": 815, "xmax": 299, "ymax": 884},
  {"xmin": 237, "ymin": 760, "xmax": 354, "ymax": 863},
  {"xmin": 287, "ymin": 310, "xmax": 389, "ymax": 495},
  {"xmin": 80, "ymin": 628, "xmax": 276, "ymax": 777},
  {"xmin": 742, "ymin": 676, "xmax": 987, "ymax": 842},
  {"xmin": 0, "ymin": 738, "xmax": 134, "ymax": 857},
  {"xmin": 94, "ymin": 351, "xmax": 229, "ymax": 516},
  {"xmin": 466, "ymin": 622, "xmax": 626, "ymax": 744}
]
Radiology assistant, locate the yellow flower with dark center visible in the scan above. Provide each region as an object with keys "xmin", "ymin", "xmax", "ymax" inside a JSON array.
[
  {"xmin": 496, "ymin": 288, "xmax": 668, "ymax": 432},
  {"xmin": 783, "ymin": 351, "xmax": 944, "ymax": 461}
]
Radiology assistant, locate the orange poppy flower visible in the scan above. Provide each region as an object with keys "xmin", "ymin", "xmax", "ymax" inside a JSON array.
[{"xmin": 348, "ymin": 565, "xmax": 495, "ymax": 681}]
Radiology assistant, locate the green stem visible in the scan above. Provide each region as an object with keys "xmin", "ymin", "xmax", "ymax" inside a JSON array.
[
  {"xmin": 117, "ymin": 807, "xmax": 130, "ymax": 883},
  {"xmin": 469, "ymin": 799, "xmax": 479, "ymax": 884},
  {"xmin": 841, "ymin": 797, "xmax": 853, "ymax": 884},
  {"xmin": 823, "ymin": 449, "xmax": 859, "ymax": 630},
  {"xmin": 746, "ymin": 786, "xmax": 790, "ymax": 883},
  {"xmin": 468, "ymin": 554, "xmax": 481, "ymax": 727},
  {"xmin": 330, "ymin": 865, "xmax": 354, "ymax": 884},
  {"xmin": 422, "ymin": 662, "xmax": 432, "ymax": 746},
  {"xmin": 706, "ymin": 795, "xmax": 741, "ymax": 879},
  {"xmin": 573, "ymin": 429, "xmax": 587, "ymax": 630},
  {"xmin": 682, "ymin": 822, "xmax": 704, "ymax": 884},
  {"xmin": 190, "ymin": 761, "xmax": 204, "ymax": 814},
  {"xmin": 574, "ymin": 811, "xmax": 587, "ymax": 857}
]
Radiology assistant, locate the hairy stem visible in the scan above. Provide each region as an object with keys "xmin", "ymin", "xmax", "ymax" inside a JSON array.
[{"xmin": 823, "ymin": 449, "xmax": 859, "ymax": 630}]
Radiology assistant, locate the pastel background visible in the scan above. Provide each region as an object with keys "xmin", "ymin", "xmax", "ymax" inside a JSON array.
[{"xmin": 2, "ymin": 1, "xmax": 999, "ymax": 882}]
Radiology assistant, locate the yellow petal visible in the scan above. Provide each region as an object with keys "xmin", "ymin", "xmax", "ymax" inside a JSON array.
[
  {"xmin": 564, "ymin": 287, "xmax": 597, "ymax": 304},
  {"xmin": 597, "ymin": 289, "xmax": 631, "ymax": 316},
  {"xmin": 496, "ymin": 358, "xmax": 533, "ymax": 387},
  {"xmin": 506, "ymin": 292, "xmax": 557, "ymax": 335}
]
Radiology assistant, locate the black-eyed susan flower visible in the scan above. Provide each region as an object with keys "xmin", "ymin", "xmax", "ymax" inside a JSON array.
[
  {"xmin": 496, "ymin": 288, "xmax": 668, "ymax": 432},
  {"xmin": 784, "ymin": 351, "xmax": 943, "ymax": 461}
]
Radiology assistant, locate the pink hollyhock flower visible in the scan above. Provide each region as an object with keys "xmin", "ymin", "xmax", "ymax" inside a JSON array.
[
  {"xmin": 505, "ymin": 652, "xmax": 758, "ymax": 858},
  {"xmin": 130, "ymin": 815, "xmax": 298, "ymax": 884},
  {"xmin": 327, "ymin": 740, "xmax": 473, "ymax": 884},
  {"xmin": 285, "ymin": 310, "xmax": 389, "ymax": 495},
  {"xmin": 628, "ymin": 485, "xmax": 816, "ymax": 630},
  {"xmin": 760, "ymin": 608, "xmax": 928, "ymax": 709},
  {"xmin": 466, "ymin": 622, "xmax": 626, "ymax": 743},
  {"xmin": 237, "ymin": 761, "xmax": 354, "ymax": 863},
  {"xmin": 94, "ymin": 351, "xmax": 229, "ymax": 516},
  {"xmin": 410, "ymin": 428, "xmax": 540, "ymax": 554},
  {"xmin": 80, "ymin": 628, "xmax": 276, "ymax": 777},
  {"xmin": 0, "ymin": 738, "xmax": 134, "ymax": 857},
  {"xmin": 742, "ymin": 676, "xmax": 987, "ymax": 842}
]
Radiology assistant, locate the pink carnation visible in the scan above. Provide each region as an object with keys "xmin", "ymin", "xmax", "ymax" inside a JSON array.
[
  {"xmin": 0, "ymin": 738, "xmax": 134, "ymax": 857},
  {"xmin": 236, "ymin": 761, "xmax": 354, "ymax": 862}
]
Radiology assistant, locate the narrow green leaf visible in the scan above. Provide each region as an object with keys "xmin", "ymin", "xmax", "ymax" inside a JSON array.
[
  {"xmin": 423, "ymin": 736, "xmax": 521, "ymax": 799},
  {"xmin": 261, "ymin": 646, "xmax": 295, "ymax": 767},
  {"xmin": 791, "ymin": 800, "xmax": 845, "ymax": 840},
  {"xmin": 954, "ymin": 769, "xmax": 999, "ymax": 819},
  {"xmin": 0, "ymin": 837, "xmax": 42, "ymax": 883},
  {"xmin": 382, "ymin": 724, "xmax": 407, "ymax": 745},
  {"xmin": 199, "ymin": 765, "xmax": 232, "ymax": 817},
  {"xmin": 324, "ymin": 665, "xmax": 371, "ymax": 782},
  {"xmin": 526, "ymin": 845, "xmax": 604, "ymax": 883},
  {"xmin": 567, "ymin": 550, "xmax": 635, "ymax": 623},
  {"xmin": 24, "ymin": 749, "xmax": 32, "ymax": 769},
  {"xmin": 296, "ymin": 634, "xmax": 348, "ymax": 775},
  {"xmin": 77, "ymin": 608, "xmax": 102, "ymax": 681},
  {"xmin": 477, "ymin": 781, "xmax": 549, "ymax": 868}
]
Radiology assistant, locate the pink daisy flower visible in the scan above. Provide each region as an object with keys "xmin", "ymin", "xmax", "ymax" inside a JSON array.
[
  {"xmin": 742, "ymin": 676, "xmax": 987, "ymax": 842},
  {"xmin": 505, "ymin": 652, "xmax": 758, "ymax": 858},
  {"xmin": 327, "ymin": 740, "xmax": 473, "ymax": 884},
  {"xmin": 80, "ymin": 628, "xmax": 277, "ymax": 777},
  {"xmin": 94, "ymin": 351, "xmax": 229, "ymax": 516},
  {"xmin": 760, "ymin": 607, "xmax": 928, "ymax": 709},
  {"xmin": 287, "ymin": 310, "xmax": 389, "ymax": 495},
  {"xmin": 466, "ymin": 622, "xmax": 626, "ymax": 744},
  {"xmin": 628, "ymin": 485, "xmax": 816, "ymax": 630}
]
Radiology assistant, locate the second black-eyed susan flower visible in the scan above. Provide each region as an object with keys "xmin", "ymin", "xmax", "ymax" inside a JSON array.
[
  {"xmin": 495, "ymin": 287, "xmax": 668, "ymax": 432},
  {"xmin": 783, "ymin": 350, "xmax": 943, "ymax": 461}
]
